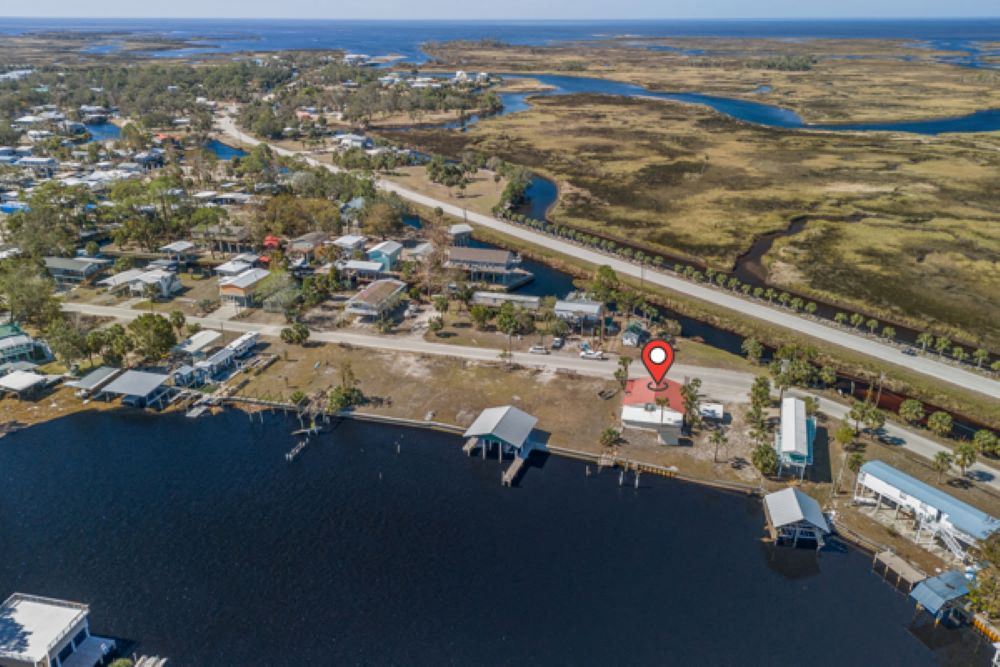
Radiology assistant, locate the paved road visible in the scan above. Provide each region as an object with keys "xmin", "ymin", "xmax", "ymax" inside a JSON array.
[
  {"xmin": 62, "ymin": 302, "xmax": 755, "ymax": 401},
  {"xmin": 216, "ymin": 116, "xmax": 1000, "ymax": 400}
]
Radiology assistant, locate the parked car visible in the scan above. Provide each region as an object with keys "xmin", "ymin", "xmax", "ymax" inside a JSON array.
[
  {"xmin": 580, "ymin": 349, "xmax": 605, "ymax": 360},
  {"xmin": 529, "ymin": 345, "xmax": 549, "ymax": 355},
  {"xmin": 902, "ymin": 347, "xmax": 917, "ymax": 356},
  {"xmin": 551, "ymin": 337, "xmax": 564, "ymax": 349}
]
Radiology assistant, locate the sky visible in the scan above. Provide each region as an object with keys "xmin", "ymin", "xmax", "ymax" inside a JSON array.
[{"xmin": 1, "ymin": 1, "xmax": 998, "ymax": 20}]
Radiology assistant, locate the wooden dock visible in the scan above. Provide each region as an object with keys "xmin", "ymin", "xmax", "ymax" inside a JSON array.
[
  {"xmin": 873, "ymin": 551, "xmax": 925, "ymax": 592},
  {"xmin": 462, "ymin": 436, "xmax": 479, "ymax": 456},
  {"xmin": 502, "ymin": 456, "xmax": 526, "ymax": 487},
  {"xmin": 135, "ymin": 656, "xmax": 168, "ymax": 667}
]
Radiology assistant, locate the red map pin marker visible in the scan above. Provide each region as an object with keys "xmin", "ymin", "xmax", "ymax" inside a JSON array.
[{"xmin": 641, "ymin": 339, "xmax": 675, "ymax": 389}]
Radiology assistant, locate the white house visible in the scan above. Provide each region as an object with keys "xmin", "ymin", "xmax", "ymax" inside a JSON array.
[{"xmin": 344, "ymin": 279, "xmax": 406, "ymax": 319}]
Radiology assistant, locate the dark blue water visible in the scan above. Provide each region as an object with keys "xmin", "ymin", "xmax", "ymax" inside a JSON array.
[
  {"xmin": 84, "ymin": 122, "xmax": 120, "ymax": 141},
  {"xmin": 204, "ymin": 138, "xmax": 247, "ymax": 160},
  {"xmin": 2, "ymin": 18, "xmax": 1000, "ymax": 64},
  {"xmin": 0, "ymin": 410, "xmax": 990, "ymax": 665},
  {"xmin": 492, "ymin": 73, "xmax": 1000, "ymax": 134}
]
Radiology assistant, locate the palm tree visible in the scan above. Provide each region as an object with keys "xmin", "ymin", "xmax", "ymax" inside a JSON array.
[
  {"xmin": 881, "ymin": 326, "xmax": 896, "ymax": 340},
  {"xmin": 933, "ymin": 451, "xmax": 953, "ymax": 484},
  {"xmin": 934, "ymin": 336, "xmax": 952, "ymax": 358},
  {"xmin": 927, "ymin": 411, "xmax": 954, "ymax": 438},
  {"xmin": 973, "ymin": 348, "xmax": 989, "ymax": 369},
  {"xmin": 599, "ymin": 427, "xmax": 619, "ymax": 450},
  {"xmin": 866, "ymin": 318, "xmax": 879, "ymax": 335},
  {"xmin": 916, "ymin": 332, "xmax": 934, "ymax": 352},
  {"xmin": 955, "ymin": 443, "xmax": 978, "ymax": 476},
  {"xmin": 834, "ymin": 312, "xmax": 848, "ymax": 326},
  {"xmin": 898, "ymin": 399, "xmax": 924, "ymax": 425},
  {"xmin": 953, "ymin": 346, "xmax": 969, "ymax": 364},
  {"xmin": 710, "ymin": 427, "xmax": 728, "ymax": 463},
  {"xmin": 804, "ymin": 302, "xmax": 817, "ymax": 316},
  {"xmin": 847, "ymin": 452, "xmax": 865, "ymax": 486}
]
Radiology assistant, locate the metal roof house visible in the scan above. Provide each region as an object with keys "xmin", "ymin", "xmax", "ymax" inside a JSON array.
[
  {"xmin": 444, "ymin": 247, "xmax": 532, "ymax": 288},
  {"xmin": 447, "ymin": 223, "xmax": 474, "ymax": 246},
  {"xmin": 554, "ymin": 298, "xmax": 603, "ymax": 327},
  {"xmin": 0, "ymin": 323, "xmax": 49, "ymax": 365},
  {"xmin": 219, "ymin": 268, "xmax": 270, "ymax": 307},
  {"xmin": 344, "ymin": 279, "xmax": 406, "ymax": 319},
  {"xmin": 909, "ymin": 570, "xmax": 971, "ymax": 624},
  {"xmin": 43, "ymin": 257, "xmax": 104, "ymax": 285},
  {"xmin": 774, "ymin": 397, "xmax": 816, "ymax": 479},
  {"xmin": 0, "ymin": 593, "xmax": 115, "ymax": 667},
  {"xmin": 763, "ymin": 487, "xmax": 830, "ymax": 548},
  {"xmin": 619, "ymin": 378, "xmax": 684, "ymax": 445},
  {"xmin": 855, "ymin": 460, "xmax": 1000, "ymax": 561},
  {"xmin": 333, "ymin": 234, "xmax": 367, "ymax": 255},
  {"xmin": 172, "ymin": 330, "xmax": 222, "ymax": 359},
  {"xmin": 0, "ymin": 370, "xmax": 50, "ymax": 399},
  {"xmin": 366, "ymin": 240, "xmax": 402, "ymax": 271}
]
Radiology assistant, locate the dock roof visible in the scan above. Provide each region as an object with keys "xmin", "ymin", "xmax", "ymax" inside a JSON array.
[
  {"xmin": 0, "ymin": 370, "xmax": 47, "ymax": 393},
  {"xmin": 101, "ymin": 370, "xmax": 169, "ymax": 398},
  {"xmin": 463, "ymin": 405, "xmax": 537, "ymax": 449},
  {"xmin": 763, "ymin": 487, "xmax": 830, "ymax": 533},
  {"xmin": 910, "ymin": 570, "xmax": 969, "ymax": 615},
  {"xmin": 860, "ymin": 460, "xmax": 1000, "ymax": 540},
  {"xmin": 0, "ymin": 593, "xmax": 88, "ymax": 663},
  {"xmin": 66, "ymin": 366, "xmax": 119, "ymax": 392}
]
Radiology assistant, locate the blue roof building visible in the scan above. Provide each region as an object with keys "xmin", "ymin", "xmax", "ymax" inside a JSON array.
[
  {"xmin": 910, "ymin": 570, "xmax": 970, "ymax": 623},
  {"xmin": 855, "ymin": 460, "xmax": 1000, "ymax": 561},
  {"xmin": 366, "ymin": 240, "xmax": 402, "ymax": 271}
]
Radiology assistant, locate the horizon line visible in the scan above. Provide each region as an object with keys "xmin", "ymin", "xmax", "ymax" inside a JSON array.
[{"xmin": 3, "ymin": 16, "xmax": 1000, "ymax": 22}]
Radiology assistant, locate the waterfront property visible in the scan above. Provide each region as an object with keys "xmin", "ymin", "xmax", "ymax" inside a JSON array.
[
  {"xmin": 619, "ymin": 378, "xmax": 684, "ymax": 445},
  {"xmin": 462, "ymin": 405, "xmax": 540, "ymax": 485},
  {"xmin": 190, "ymin": 224, "xmax": 253, "ymax": 254},
  {"xmin": 172, "ymin": 330, "xmax": 223, "ymax": 360},
  {"xmin": 0, "ymin": 593, "xmax": 115, "ymax": 667},
  {"xmin": 96, "ymin": 370, "xmax": 173, "ymax": 408},
  {"xmin": 553, "ymin": 297, "xmax": 603, "ymax": 330},
  {"xmin": 910, "ymin": 570, "xmax": 971, "ymax": 625},
  {"xmin": 159, "ymin": 240, "xmax": 196, "ymax": 263},
  {"xmin": 344, "ymin": 279, "xmax": 406, "ymax": 319},
  {"xmin": 43, "ymin": 257, "xmax": 105, "ymax": 286},
  {"xmin": 219, "ymin": 268, "xmax": 271, "ymax": 307},
  {"xmin": 0, "ymin": 370, "xmax": 50, "ymax": 399},
  {"xmin": 763, "ymin": 487, "xmax": 830, "ymax": 548},
  {"xmin": 774, "ymin": 397, "xmax": 815, "ymax": 479},
  {"xmin": 0, "ymin": 323, "xmax": 50, "ymax": 365},
  {"xmin": 447, "ymin": 223, "xmax": 474, "ymax": 246},
  {"xmin": 854, "ymin": 460, "xmax": 1000, "ymax": 562},
  {"xmin": 470, "ymin": 291, "xmax": 541, "ymax": 311},
  {"xmin": 444, "ymin": 247, "xmax": 532, "ymax": 289},
  {"xmin": 65, "ymin": 366, "xmax": 121, "ymax": 399}
]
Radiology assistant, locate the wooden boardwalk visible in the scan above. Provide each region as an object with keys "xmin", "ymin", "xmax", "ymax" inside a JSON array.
[{"xmin": 873, "ymin": 551, "xmax": 925, "ymax": 592}]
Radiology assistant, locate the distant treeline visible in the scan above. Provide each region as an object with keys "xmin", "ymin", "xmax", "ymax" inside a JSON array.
[{"xmin": 744, "ymin": 55, "xmax": 818, "ymax": 71}]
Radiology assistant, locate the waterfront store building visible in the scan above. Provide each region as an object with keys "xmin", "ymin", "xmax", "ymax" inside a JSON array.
[
  {"xmin": 774, "ymin": 397, "xmax": 815, "ymax": 479},
  {"xmin": 0, "ymin": 593, "xmax": 115, "ymax": 667},
  {"xmin": 855, "ymin": 460, "xmax": 1000, "ymax": 561},
  {"xmin": 763, "ymin": 487, "xmax": 830, "ymax": 548}
]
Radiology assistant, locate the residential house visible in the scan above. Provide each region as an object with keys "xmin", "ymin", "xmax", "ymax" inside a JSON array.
[
  {"xmin": 288, "ymin": 231, "xmax": 332, "ymax": 261},
  {"xmin": 470, "ymin": 292, "xmax": 540, "ymax": 311},
  {"xmin": 219, "ymin": 268, "xmax": 271, "ymax": 307},
  {"xmin": 44, "ymin": 256, "xmax": 104, "ymax": 285},
  {"xmin": 444, "ymin": 246, "xmax": 532, "ymax": 288},
  {"xmin": 554, "ymin": 297, "xmax": 603, "ymax": 329},
  {"xmin": 0, "ymin": 323, "xmax": 49, "ymax": 365},
  {"xmin": 619, "ymin": 378, "xmax": 684, "ymax": 445},
  {"xmin": 773, "ymin": 397, "xmax": 816, "ymax": 479},
  {"xmin": 333, "ymin": 234, "xmax": 367, "ymax": 256},
  {"xmin": 344, "ymin": 279, "xmax": 406, "ymax": 319},
  {"xmin": 366, "ymin": 240, "xmax": 402, "ymax": 271}
]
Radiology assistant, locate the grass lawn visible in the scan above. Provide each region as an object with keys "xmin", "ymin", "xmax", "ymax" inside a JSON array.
[{"xmin": 387, "ymin": 165, "xmax": 508, "ymax": 218}]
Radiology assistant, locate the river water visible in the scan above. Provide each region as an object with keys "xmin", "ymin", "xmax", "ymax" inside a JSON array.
[{"xmin": 0, "ymin": 409, "xmax": 990, "ymax": 665}]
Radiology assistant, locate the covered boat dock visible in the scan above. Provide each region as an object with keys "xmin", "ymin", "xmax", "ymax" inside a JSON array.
[{"xmin": 97, "ymin": 370, "xmax": 173, "ymax": 408}]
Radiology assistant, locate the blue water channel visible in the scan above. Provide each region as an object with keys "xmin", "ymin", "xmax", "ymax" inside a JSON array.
[{"xmin": 0, "ymin": 409, "xmax": 990, "ymax": 665}]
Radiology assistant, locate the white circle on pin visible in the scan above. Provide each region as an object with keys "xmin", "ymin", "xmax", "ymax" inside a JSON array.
[{"xmin": 649, "ymin": 347, "xmax": 667, "ymax": 364}]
